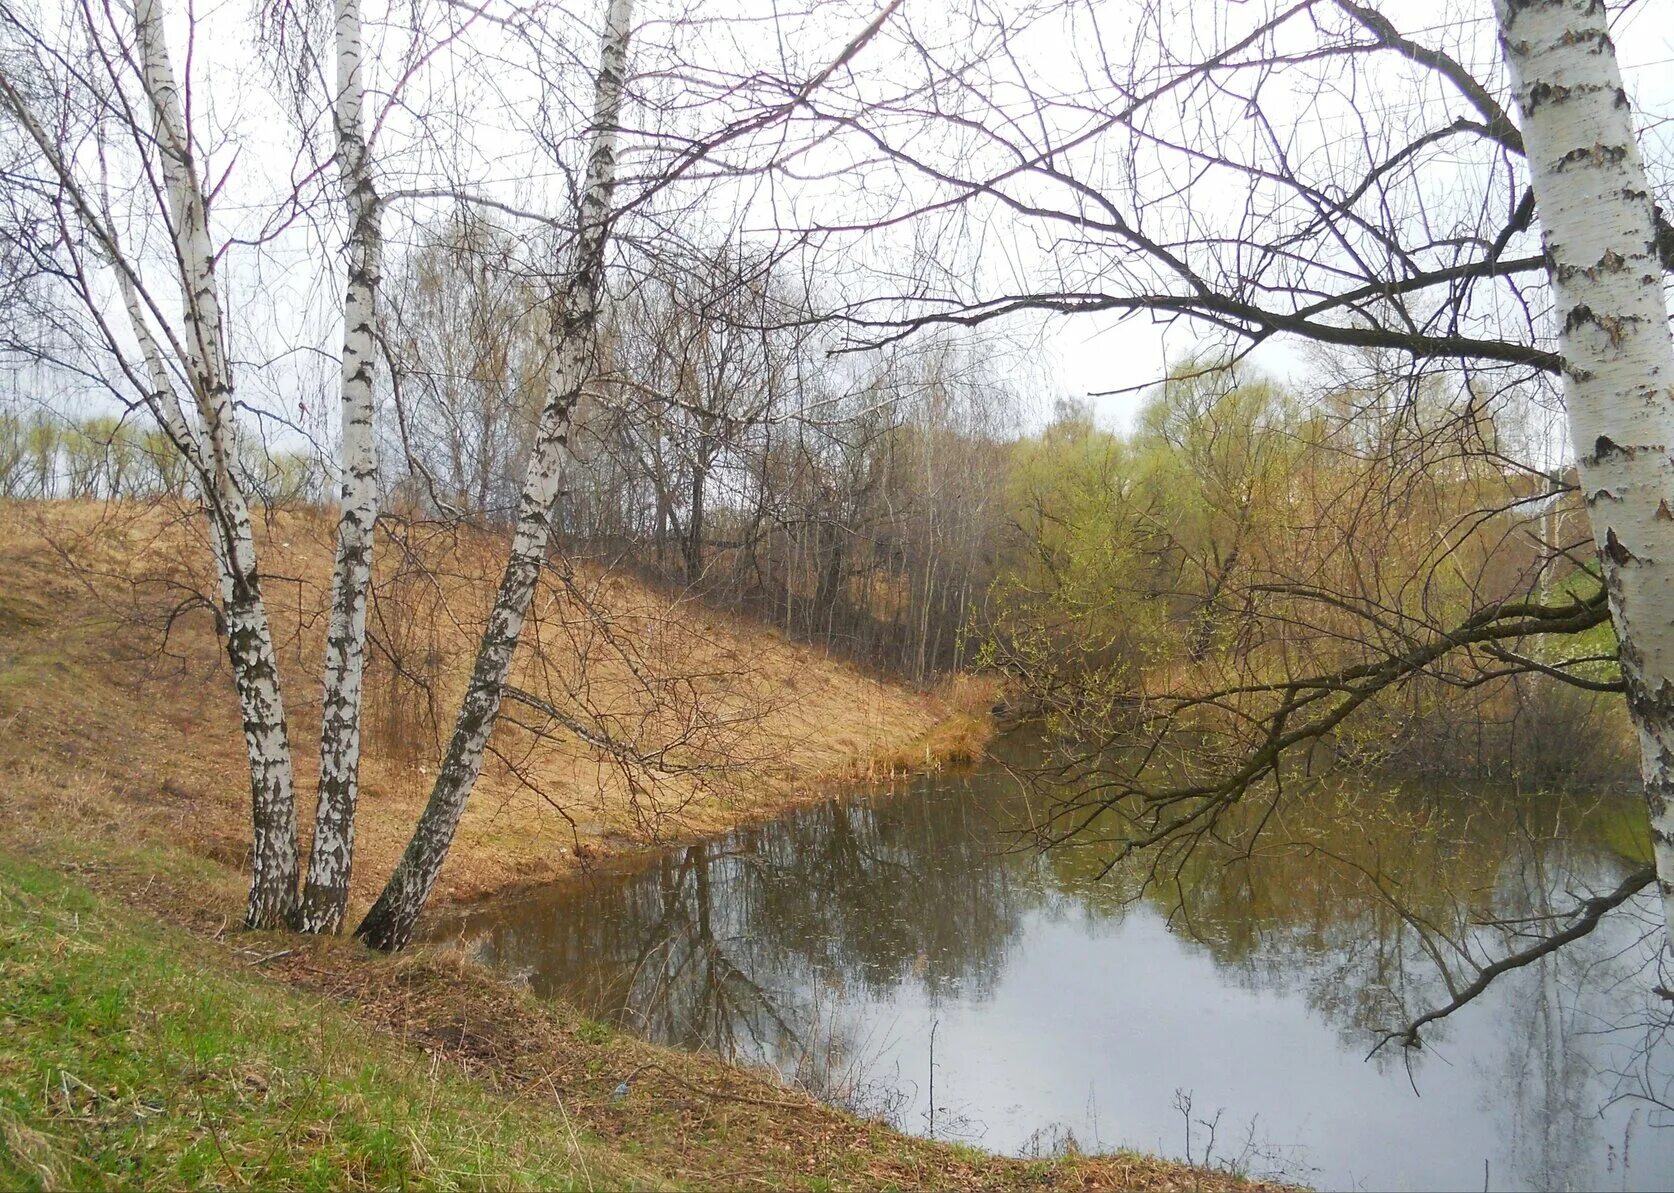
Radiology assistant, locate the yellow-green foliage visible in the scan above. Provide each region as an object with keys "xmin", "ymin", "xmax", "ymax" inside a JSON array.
[
  {"xmin": 985, "ymin": 368, "xmax": 1309, "ymax": 704},
  {"xmin": 981, "ymin": 361, "xmax": 1631, "ymax": 780}
]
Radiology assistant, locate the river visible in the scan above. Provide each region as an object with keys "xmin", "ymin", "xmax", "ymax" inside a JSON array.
[{"xmin": 438, "ymin": 737, "xmax": 1674, "ymax": 1191}]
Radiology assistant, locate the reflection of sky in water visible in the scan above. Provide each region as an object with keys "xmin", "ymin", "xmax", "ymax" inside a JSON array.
[{"xmin": 443, "ymin": 758, "xmax": 1674, "ymax": 1192}]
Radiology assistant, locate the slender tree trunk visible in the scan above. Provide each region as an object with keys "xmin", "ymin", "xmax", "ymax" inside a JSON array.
[
  {"xmin": 135, "ymin": 0, "xmax": 301, "ymax": 928},
  {"xmin": 2, "ymin": 9, "xmax": 301, "ymax": 928},
  {"xmin": 355, "ymin": 0, "xmax": 633, "ymax": 951},
  {"xmin": 814, "ymin": 530, "xmax": 844, "ymax": 617},
  {"xmin": 1496, "ymin": 0, "xmax": 1674, "ymax": 944},
  {"xmin": 685, "ymin": 432, "xmax": 709, "ymax": 586},
  {"xmin": 299, "ymin": 0, "xmax": 383, "ymax": 933}
]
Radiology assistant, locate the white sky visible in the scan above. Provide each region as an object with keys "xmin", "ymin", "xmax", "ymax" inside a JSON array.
[
  {"xmin": 1036, "ymin": 0, "xmax": 1674, "ymax": 431},
  {"xmin": 9, "ymin": 0, "xmax": 1674, "ymax": 447}
]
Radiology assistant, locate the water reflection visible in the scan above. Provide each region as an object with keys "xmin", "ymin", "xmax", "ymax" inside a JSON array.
[{"xmin": 443, "ymin": 741, "xmax": 1674, "ymax": 1191}]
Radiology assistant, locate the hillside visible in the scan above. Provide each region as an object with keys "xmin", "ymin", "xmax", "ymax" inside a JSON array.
[{"xmin": 0, "ymin": 501, "xmax": 985, "ymax": 913}]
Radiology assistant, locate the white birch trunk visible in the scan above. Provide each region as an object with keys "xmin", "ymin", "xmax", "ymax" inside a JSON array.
[
  {"xmin": 297, "ymin": 0, "xmax": 382, "ymax": 934},
  {"xmin": 135, "ymin": 0, "xmax": 302, "ymax": 929},
  {"xmin": 1496, "ymin": 0, "xmax": 1674, "ymax": 945},
  {"xmin": 110, "ymin": 262, "xmax": 243, "ymax": 627},
  {"xmin": 8, "ymin": 0, "xmax": 304, "ymax": 927},
  {"xmin": 356, "ymin": 0, "xmax": 634, "ymax": 951}
]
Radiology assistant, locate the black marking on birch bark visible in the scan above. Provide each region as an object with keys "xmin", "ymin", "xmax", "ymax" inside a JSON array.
[
  {"xmin": 1604, "ymin": 527, "xmax": 1637, "ymax": 566},
  {"xmin": 1554, "ymin": 142, "xmax": 1627, "ymax": 171},
  {"xmin": 1592, "ymin": 434, "xmax": 1629, "ymax": 462},
  {"xmin": 1653, "ymin": 207, "xmax": 1674, "ymax": 269},
  {"xmin": 1566, "ymin": 304, "xmax": 1599, "ymax": 335}
]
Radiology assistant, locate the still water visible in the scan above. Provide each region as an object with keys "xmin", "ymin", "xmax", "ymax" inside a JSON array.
[{"xmin": 443, "ymin": 740, "xmax": 1674, "ymax": 1191}]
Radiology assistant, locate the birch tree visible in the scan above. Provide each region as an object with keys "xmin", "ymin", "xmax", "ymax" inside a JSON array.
[
  {"xmin": 354, "ymin": 0, "xmax": 636, "ymax": 951},
  {"xmin": 0, "ymin": 0, "xmax": 307, "ymax": 928},
  {"xmin": 133, "ymin": 0, "xmax": 312, "ymax": 930},
  {"xmin": 1493, "ymin": 0, "xmax": 1674, "ymax": 942},
  {"xmin": 1, "ymin": 0, "xmax": 389, "ymax": 931},
  {"xmin": 293, "ymin": 0, "xmax": 384, "ymax": 934}
]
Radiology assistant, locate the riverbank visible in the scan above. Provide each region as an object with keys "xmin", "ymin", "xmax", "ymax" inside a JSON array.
[
  {"xmin": 1, "ymin": 838, "xmax": 1297, "ymax": 1190},
  {"xmin": 0, "ymin": 501, "xmax": 1288, "ymax": 1189}
]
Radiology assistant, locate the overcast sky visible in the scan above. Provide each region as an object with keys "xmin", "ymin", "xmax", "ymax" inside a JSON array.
[
  {"xmin": 1036, "ymin": 0, "xmax": 1674, "ymax": 430},
  {"xmin": 8, "ymin": 0, "xmax": 1674, "ymax": 447}
]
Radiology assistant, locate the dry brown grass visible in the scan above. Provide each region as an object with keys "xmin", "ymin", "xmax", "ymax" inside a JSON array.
[
  {"xmin": 864, "ymin": 672, "xmax": 1002, "ymax": 775},
  {"xmin": 0, "ymin": 500, "xmax": 989, "ymax": 917}
]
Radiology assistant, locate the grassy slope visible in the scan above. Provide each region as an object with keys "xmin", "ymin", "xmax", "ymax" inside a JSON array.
[
  {"xmin": 0, "ymin": 500, "xmax": 1281, "ymax": 1190},
  {"xmin": 0, "ymin": 853, "xmax": 635, "ymax": 1191}
]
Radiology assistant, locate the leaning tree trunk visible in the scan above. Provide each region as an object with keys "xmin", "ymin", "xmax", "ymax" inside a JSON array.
[
  {"xmin": 297, "ymin": 0, "xmax": 383, "ymax": 934},
  {"xmin": 355, "ymin": 0, "xmax": 634, "ymax": 951},
  {"xmin": 136, "ymin": 0, "xmax": 302, "ymax": 929},
  {"xmin": 1496, "ymin": 0, "xmax": 1674, "ymax": 944}
]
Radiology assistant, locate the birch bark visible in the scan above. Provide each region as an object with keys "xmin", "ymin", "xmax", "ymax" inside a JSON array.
[
  {"xmin": 355, "ymin": 0, "xmax": 634, "ymax": 951},
  {"xmin": 1495, "ymin": 0, "xmax": 1674, "ymax": 944},
  {"xmin": 297, "ymin": 0, "xmax": 382, "ymax": 933},
  {"xmin": 135, "ymin": 0, "xmax": 302, "ymax": 929}
]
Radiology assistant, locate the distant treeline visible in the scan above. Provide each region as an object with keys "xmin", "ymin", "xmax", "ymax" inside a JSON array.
[
  {"xmin": 362, "ymin": 224, "xmax": 1613, "ymax": 773},
  {"xmin": 0, "ymin": 407, "xmax": 325, "ymax": 507},
  {"xmin": 370, "ymin": 220, "xmax": 1623, "ymax": 782},
  {"xmin": 5, "ymin": 354, "xmax": 1626, "ymax": 785}
]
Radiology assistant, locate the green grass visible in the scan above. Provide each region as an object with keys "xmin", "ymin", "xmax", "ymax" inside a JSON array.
[{"xmin": 0, "ymin": 853, "xmax": 639, "ymax": 1191}]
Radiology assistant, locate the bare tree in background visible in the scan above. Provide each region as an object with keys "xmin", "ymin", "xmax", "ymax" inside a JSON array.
[
  {"xmin": 608, "ymin": 245, "xmax": 801, "ymax": 587},
  {"xmin": 383, "ymin": 212, "xmax": 546, "ymax": 521}
]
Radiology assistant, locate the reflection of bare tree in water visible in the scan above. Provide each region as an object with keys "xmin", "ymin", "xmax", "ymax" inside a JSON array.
[
  {"xmin": 450, "ymin": 756, "xmax": 1674, "ymax": 1181},
  {"xmin": 1492, "ymin": 846, "xmax": 1597, "ymax": 1193},
  {"xmin": 616, "ymin": 844, "xmax": 797, "ymax": 1056},
  {"xmin": 1110, "ymin": 781, "xmax": 1674, "ymax": 1187},
  {"xmin": 1411, "ymin": 844, "xmax": 1669, "ymax": 1191},
  {"xmin": 456, "ymin": 781, "xmax": 1023, "ymax": 1101}
]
